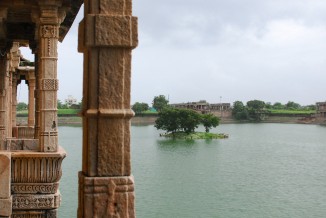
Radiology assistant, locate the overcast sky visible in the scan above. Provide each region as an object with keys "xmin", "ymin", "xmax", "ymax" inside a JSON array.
[{"xmin": 20, "ymin": 0, "xmax": 326, "ymax": 106}]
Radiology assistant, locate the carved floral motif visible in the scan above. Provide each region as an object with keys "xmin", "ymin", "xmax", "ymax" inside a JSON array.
[
  {"xmin": 12, "ymin": 193, "xmax": 60, "ymax": 210},
  {"xmin": 12, "ymin": 183, "xmax": 59, "ymax": 194}
]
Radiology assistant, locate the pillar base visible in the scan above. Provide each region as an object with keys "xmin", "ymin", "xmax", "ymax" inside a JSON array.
[{"xmin": 78, "ymin": 172, "xmax": 135, "ymax": 218}]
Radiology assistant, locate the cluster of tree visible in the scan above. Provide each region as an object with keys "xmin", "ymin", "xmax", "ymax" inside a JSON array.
[
  {"xmin": 152, "ymin": 95, "xmax": 169, "ymax": 112},
  {"xmin": 155, "ymin": 107, "xmax": 219, "ymax": 134},
  {"xmin": 132, "ymin": 102, "xmax": 149, "ymax": 115},
  {"xmin": 232, "ymin": 100, "xmax": 316, "ymax": 121},
  {"xmin": 265, "ymin": 101, "xmax": 316, "ymax": 111},
  {"xmin": 132, "ymin": 95, "xmax": 169, "ymax": 115},
  {"xmin": 17, "ymin": 102, "xmax": 28, "ymax": 111},
  {"xmin": 57, "ymin": 100, "xmax": 82, "ymax": 109},
  {"xmin": 232, "ymin": 100, "xmax": 267, "ymax": 121}
]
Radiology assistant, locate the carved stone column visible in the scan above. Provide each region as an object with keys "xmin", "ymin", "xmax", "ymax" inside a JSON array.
[
  {"xmin": 27, "ymin": 74, "xmax": 36, "ymax": 127},
  {"xmin": 11, "ymin": 73, "xmax": 17, "ymax": 128},
  {"xmin": 78, "ymin": 0, "xmax": 138, "ymax": 217},
  {"xmin": 36, "ymin": 4, "xmax": 65, "ymax": 152},
  {"xmin": 0, "ymin": 55, "xmax": 8, "ymax": 143},
  {"xmin": 34, "ymin": 53, "xmax": 40, "ymax": 139},
  {"xmin": 7, "ymin": 43, "xmax": 20, "ymax": 138}
]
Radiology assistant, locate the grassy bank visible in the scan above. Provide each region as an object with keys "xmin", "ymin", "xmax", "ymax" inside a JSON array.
[
  {"xmin": 17, "ymin": 109, "xmax": 80, "ymax": 116},
  {"xmin": 267, "ymin": 109, "xmax": 315, "ymax": 116}
]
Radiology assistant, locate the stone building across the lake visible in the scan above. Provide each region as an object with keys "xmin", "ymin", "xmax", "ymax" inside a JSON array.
[
  {"xmin": 316, "ymin": 102, "xmax": 326, "ymax": 119},
  {"xmin": 170, "ymin": 100, "xmax": 232, "ymax": 118}
]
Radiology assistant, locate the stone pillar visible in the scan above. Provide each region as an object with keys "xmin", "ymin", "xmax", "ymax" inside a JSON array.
[
  {"xmin": 7, "ymin": 42, "xmax": 20, "ymax": 137},
  {"xmin": 0, "ymin": 55, "xmax": 8, "ymax": 143},
  {"xmin": 27, "ymin": 74, "xmax": 36, "ymax": 127},
  {"xmin": 36, "ymin": 4, "xmax": 65, "ymax": 152},
  {"xmin": 34, "ymin": 53, "xmax": 40, "ymax": 139},
  {"xmin": 0, "ymin": 152, "xmax": 12, "ymax": 217},
  {"xmin": 78, "ymin": 1, "xmax": 138, "ymax": 217},
  {"xmin": 11, "ymin": 73, "xmax": 17, "ymax": 128}
]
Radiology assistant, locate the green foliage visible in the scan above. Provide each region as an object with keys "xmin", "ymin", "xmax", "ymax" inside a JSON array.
[
  {"xmin": 232, "ymin": 99, "xmax": 315, "ymax": 121},
  {"xmin": 232, "ymin": 101, "xmax": 249, "ymax": 120},
  {"xmin": 162, "ymin": 132, "xmax": 227, "ymax": 139},
  {"xmin": 155, "ymin": 107, "xmax": 180, "ymax": 134},
  {"xmin": 17, "ymin": 102, "xmax": 28, "ymax": 111},
  {"xmin": 232, "ymin": 101, "xmax": 245, "ymax": 116},
  {"xmin": 178, "ymin": 108, "xmax": 201, "ymax": 133},
  {"xmin": 57, "ymin": 100, "xmax": 68, "ymax": 109},
  {"xmin": 247, "ymin": 100, "xmax": 266, "ymax": 121},
  {"xmin": 201, "ymin": 113, "xmax": 220, "ymax": 132},
  {"xmin": 155, "ymin": 108, "xmax": 219, "ymax": 134},
  {"xmin": 285, "ymin": 101, "xmax": 301, "ymax": 110},
  {"xmin": 152, "ymin": 95, "xmax": 169, "ymax": 112},
  {"xmin": 268, "ymin": 109, "xmax": 315, "ymax": 115},
  {"xmin": 132, "ymin": 102, "xmax": 149, "ymax": 115},
  {"xmin": 57, "ymin": 109, "xmax": 79, "ymax": 115},
  {"xmin": 273, "ymin": 102, "xmax": 285, "ymax": 110}
]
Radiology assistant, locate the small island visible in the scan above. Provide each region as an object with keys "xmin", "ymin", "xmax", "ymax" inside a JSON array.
[
  {"xmin": 153, "ymin": 98, "xmax": 228, "ymax": 140},
  {"xmin": 160, "ymin": 132, "xmax": 229, "ymax": 139}
]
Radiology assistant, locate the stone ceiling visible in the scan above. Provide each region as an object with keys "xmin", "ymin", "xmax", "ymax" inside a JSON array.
[{"xmin": 0, "ymin": 0, "xmax": 83, "ymax": 51}]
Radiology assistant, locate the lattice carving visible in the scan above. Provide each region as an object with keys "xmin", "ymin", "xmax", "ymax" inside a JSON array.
[{"xmin": 42, "ymin": 79, "xmax": 58, "ymax": 91}]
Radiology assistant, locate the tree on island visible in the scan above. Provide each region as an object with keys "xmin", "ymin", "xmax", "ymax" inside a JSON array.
[
  {"xmin": 154, "ymin": 107, "xmax": 180, "ymax": 134},
  {"xmin": 201, "ymin": 113, "xmax": 220, "ymax": 132},
  {"xmin": 152, "ymin": 95, "xmax": 169, "ymax": 112},
  {"xmin": 178, "ymin": 108, "xmax": 201, "ymax": 134},
  {"xmin": 155, "ymin": 107, "xmax": 220, "ymax": 135},
  {"xmin": 132, "ymin": 102, "xmax": 149, "ymax": 115}
]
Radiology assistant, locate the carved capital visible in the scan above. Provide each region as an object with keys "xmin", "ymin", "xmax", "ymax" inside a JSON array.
[{"xmin": 40, "ymin": 25, "xmax": 59, "ymax": 38}]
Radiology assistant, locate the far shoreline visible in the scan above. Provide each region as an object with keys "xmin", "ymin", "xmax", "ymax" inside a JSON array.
[{"xmin": 15, "ymin": 115, "xmax": 326, "ymax": 126}]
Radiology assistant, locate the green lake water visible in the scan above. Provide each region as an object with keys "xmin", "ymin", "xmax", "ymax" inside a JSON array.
[{"xmin": 58, "ymin": 123, "xmax": 326, "ymax": 218}]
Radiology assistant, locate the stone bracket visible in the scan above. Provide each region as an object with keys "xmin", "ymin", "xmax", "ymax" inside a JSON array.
[
  {"xmin": 85, "ymin": 15, "xmax": 138, "ymax": 48},
  {"xmin": 78, "ymin": 172, "xmax": 135, "ymax": 218}
]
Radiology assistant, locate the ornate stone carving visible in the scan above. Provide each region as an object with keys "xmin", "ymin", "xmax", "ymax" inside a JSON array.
[
  {"xmin": 41, "ymin": 79, "xmax": 58, "ymax": 91},
  {"xmin": 11, "ymin": 209, "xmax": 57, "ymax": 218},
  {"xmin": 40, "ymin": 25, "xmax": 59, "ymax": 38},
  {"xmin": 12, "ymin": 183, "xmax": 59, "ymax": 194},
  {"xmin": 79, "ymin": 174, "xmax": 135, "ymax": 217},
  {"xmin": 11, "ymin": 148, "xmax": 66, "ymax": 183},
  {"xmin": 12, "ymin": 192, "xmax": 60, "ymax": 210},
  {"xmin": 6, "ymin": 139, "xmax": 39, "ymax": 151}
]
